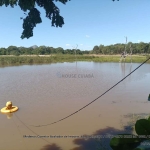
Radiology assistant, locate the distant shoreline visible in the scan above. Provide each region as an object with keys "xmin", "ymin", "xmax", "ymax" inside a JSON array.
[{"xmin": 0, "ymin": 54, "xmax": 149, "ymax": 67}]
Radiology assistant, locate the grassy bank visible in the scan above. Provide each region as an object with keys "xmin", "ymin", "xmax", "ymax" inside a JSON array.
[{"xmin": 0, "ymin": 54, "xmax": 150, "ymax": 67}]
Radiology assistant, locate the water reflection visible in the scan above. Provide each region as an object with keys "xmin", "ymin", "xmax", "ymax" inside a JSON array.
[
  {"xmin": 120, "ymin": 62, "xmax": 133, "ymax": 82},
  {"xmin": 0, "ymin": 112, "xmax": 13, "ymax": 119},
  {"xmin": 6, "ymin": 113, "xmax": 13, "ymax": 119},
  {"xmin": 71, "ymin": 126, "xmax": 133, "ymax": 150},
  {"xmin": 40, "ymin": 144, "xmax": 62, "ymax": 150},
  {"xmin": 119, "ymin": 62, "xmax": 150, "ymax": 83},
  {"xmin": 129, "ymin": 63, "xmax": 132, "ymax": 81},
  {"xmin": 120, "ymin": 62, "xmax": 125, "ymax": 78},
  {"xmin": 39, "ymin": 126, "xmax": 134, "ymax": 150}
]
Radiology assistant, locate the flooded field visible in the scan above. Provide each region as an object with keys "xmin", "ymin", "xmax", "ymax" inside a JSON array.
[{"xmin": 0, "ymin": 62, "xmax": 150, "ymax": 150}]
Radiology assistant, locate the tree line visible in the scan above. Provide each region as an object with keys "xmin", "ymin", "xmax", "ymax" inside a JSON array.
[
  {"xmin": 0, "ymin": 42, "xmax": 150, "ymax": 56},
  {"xmin": 91, "ymin": 42, "xmax": 150, "ymax": 55},
  {"xmin": 0, "ymin": 46, "xmax": 89, "ymax": 56}
]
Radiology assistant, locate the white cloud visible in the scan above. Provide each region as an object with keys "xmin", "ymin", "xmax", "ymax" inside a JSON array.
[
  {"xmin": 80, "ymin": 44, "xmax": 83, "ymax": 46},
  {"xmin": 85, "ymin": 35, "xmax": 90, "ymax": 38},
  {"xmin": 66, "ymin": 44, "xmax": 71, "ymax": 46}
]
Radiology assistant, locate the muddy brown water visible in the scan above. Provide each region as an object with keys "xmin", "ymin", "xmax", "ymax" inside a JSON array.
[{"xmin": 0, "ymin": 62, "xmax": 150, "ymax": 150}]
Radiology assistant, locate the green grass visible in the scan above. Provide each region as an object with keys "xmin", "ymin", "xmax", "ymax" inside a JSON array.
[
  {"xmin": 0, "ymin": 54, "xmax": 149, "ymax": 67},
  {"xmin": 92, "ymin": 55, "xmax": 150, "ymax": 63}
]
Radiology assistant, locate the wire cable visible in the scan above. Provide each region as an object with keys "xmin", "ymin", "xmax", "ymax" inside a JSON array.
[
  {"xmin": 27, "ymin": 57, "xmax": 150, "ymax": 127},
  {"xmin": 14, "ymin": 113, "xmax": 51, "ymax": 144},
  {"xmin": 12, "ymin": 115, "xmax": 29, "ymax": 150}
]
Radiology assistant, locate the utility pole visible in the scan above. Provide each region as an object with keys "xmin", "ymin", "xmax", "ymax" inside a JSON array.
[{"xmin": 129, "ymin": 44, "xmax": 132, "ymax": 63}]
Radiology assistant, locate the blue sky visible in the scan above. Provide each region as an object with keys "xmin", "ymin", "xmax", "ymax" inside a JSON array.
[{"xmin": 0, "ymin": 0, "xmax": 150, "ymax": 50}]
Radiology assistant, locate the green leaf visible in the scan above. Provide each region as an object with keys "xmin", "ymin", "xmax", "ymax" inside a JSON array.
[
  {"xmin": 147, "ymin": 116, "xmax": 150, "ymax": 122},
  {"xmin": 110, "ymin": 134, "xmax": 141, "ymax": 150},
  {"xmin": 0, "ymin": 0, "xmax": 18, "ymax": 7},
  {"xmin": 135, "ymin": 119, "xmax": 150, "ymax": 137},
  {"xmin": 18, "ymin": 0, "xmax": 35, "ymax": 11},
  {"xmin": 21, "ymin": 8, "xmax": 42, "ymax": 39},
  {"xmin": 36, "ymin": 0, "xmax": 64, "ymax": 27},
  {"xmin": 110, "ymin": 136, "xmax": 120, "ymax": 147},
  {"xmin": 54, "ymin": 0, "xmax": 71, "ymax": 4}
]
